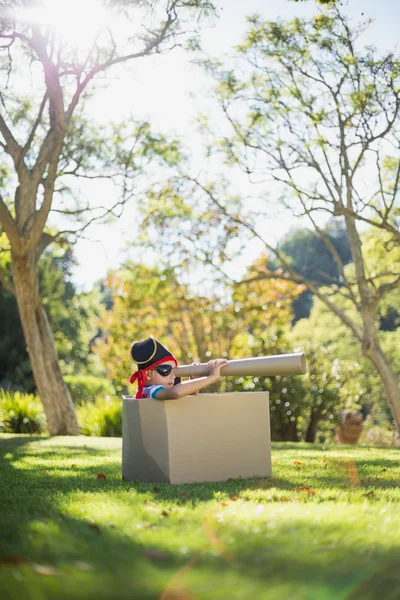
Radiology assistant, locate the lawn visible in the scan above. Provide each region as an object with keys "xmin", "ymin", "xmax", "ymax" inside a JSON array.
[{"xmin": 1, "ymin": 434, "xmax": 400, "ymax": 600}]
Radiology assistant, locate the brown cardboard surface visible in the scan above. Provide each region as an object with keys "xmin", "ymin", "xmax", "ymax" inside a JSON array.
[
  {"xmin": 175, "ymin": 354, "xmax": 306, "ymax": 378},
  {"xmin": 122, "ymin": 391, "xmax": 271, "ymax": 484}
]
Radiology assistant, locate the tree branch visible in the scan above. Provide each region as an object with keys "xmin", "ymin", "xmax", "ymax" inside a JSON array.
[
  {"xmin": 0, "ymin": 109, "xmax": 26, "ymax": 174},
  {"xmin": 21, "ymin": 91, "xmax": 49, "ymax": 158},
  {"xmin": 0, "ymin": 194, "xmax": 21, "ymax": 248}
]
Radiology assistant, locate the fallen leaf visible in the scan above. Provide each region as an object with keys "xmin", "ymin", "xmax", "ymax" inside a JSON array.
[
  {"xmin": 153, "ymin": 487, "xmax": 160, "ymax": 493},
  {"xmin": 220, "ymin": 501, "xmax": 228, "ymax": 507},
  {"xmin": 295, "ymin": 486, "xmax": 314, "ymax": 492},
  {"xmin": 161, "ymin": 510, "xmax": 169, "ymax": 517},
  {"xmin": 381, "ymin": 468, "xmax": 387, "ymax": 473},
  {"xmin": 144, "ymin": 548, "xmax": 168, "ymax": 561},
  {"xmin": 71, "ymin": 464, "xmax": 76, "ymax": 468},
  {"xmin": 97, "ymin": 474, "xmax": 106, "ymax": 481},
  {"xmin": 88, "ymin": 523, "xmax": 101, "ymax": 533},
  {"xmin": 231, "ymin": 496, "xmax": 238, "ymax": 501},
  {"xmin": 293, "ymin": 461, "xmax": 302, "ymax": 465},
  {"xmin": 0, "ymin": 556, "xmax": 29, "ymax": 566},
  {"xmin": 43, "ymin": 472, "xmax": 49, "ymax": 477},
  {"xmin": 32, "ymin": 564, "xmax": 57, "ymax": 576},
  {"xmin": 180, "ymin": 492, "xmax": 187, "ymax": 496}
]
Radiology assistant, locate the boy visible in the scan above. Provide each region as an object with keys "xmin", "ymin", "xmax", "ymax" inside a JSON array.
[{"xmin": 130, "ymin": 336, "xmax": 227, "ymax": 400}]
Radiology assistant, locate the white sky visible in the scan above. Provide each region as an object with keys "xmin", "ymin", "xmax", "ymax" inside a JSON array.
[{"xmin": 68, "ymin": 0, "xmax": 400, "ymax": 288}]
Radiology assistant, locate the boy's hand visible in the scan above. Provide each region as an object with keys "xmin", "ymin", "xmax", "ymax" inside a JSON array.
[{"xmin": 208, "ymin": 358, "xmax": 228, "ymax": 380}]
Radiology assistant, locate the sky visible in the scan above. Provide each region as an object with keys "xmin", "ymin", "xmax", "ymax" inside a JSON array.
[{"xmin": 63, "ymin": 0, "xmax": 400, "ymax": 289}]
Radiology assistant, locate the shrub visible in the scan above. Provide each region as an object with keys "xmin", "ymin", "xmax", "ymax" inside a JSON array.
[
  {"xmin": 358, "ymin": 415, "xmax": 395, "ymax": 447},
  {"xmin": 64, "ymin": 374, "xmax": 116, "ymax": 405},
  {"xmin": 0, "ymin": 390, "xmax": 46, "ymax": 434},
  {"xmin": 77, "ymin": 396, "xmax": 122, "ymax": 437}
]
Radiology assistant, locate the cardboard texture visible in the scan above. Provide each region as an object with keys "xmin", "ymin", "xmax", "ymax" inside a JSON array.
[
  {"xmin": 122, "ymin": 391, "xmax": 271, "ymax": 484},
  {"xmin": 175, "ymin": 353, "xmax": 306, "ymax": 378}
]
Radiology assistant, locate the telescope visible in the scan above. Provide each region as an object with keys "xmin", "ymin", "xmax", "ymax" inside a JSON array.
[{"xmin": 174, "ymin": 353, "xmax": 307, "ymax": 378}]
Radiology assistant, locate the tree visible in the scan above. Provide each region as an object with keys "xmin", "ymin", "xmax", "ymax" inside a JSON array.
[
  {"xmin": 140, "ymin": 9, "xmax": 400, "ymax": 429},
  {"xmin": 94, "ymin": 259, "xmax": 303, "ymax": 392},
  {"xmin": 0, "ymin": 0, "xmax": 214, "ymax": 433},
  {"xmin": 0, "ymin": 242, "xmax": 101, "ymax": 391},
  {"xmin": 274, "ymin": 221, "xmax": 352, "ymax": 320}
]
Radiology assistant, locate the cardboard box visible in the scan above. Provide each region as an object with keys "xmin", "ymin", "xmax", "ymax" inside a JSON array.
[{"xmin": 122, "ymin": 391, "xmax": 271, "ymax": 484}]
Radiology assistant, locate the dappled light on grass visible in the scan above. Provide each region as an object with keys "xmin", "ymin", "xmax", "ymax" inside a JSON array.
[{"xmin": 1, "ymin": 435, "xmax": 400, "ymax": 599}]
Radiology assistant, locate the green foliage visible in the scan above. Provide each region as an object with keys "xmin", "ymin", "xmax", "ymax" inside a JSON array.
[
  {"xmin": 64, "ymin": 374, "xmax": 116, "ymax": 405},
  {"xmin": 94, "ymin": 260, "xmax": 303, "ymax": 395},
  {"xmin": 359, "ymin": 405, "xmax": 399, "ymax": 447},
  {"xmin": 77, "ymin": 396, "xmax": 122, "ymax": 437},
  {"xmin": 0, "ymin": 390, "xmax": 46, "ymax": 434},
  {"xmin": 279, "ymin": 223, "xmax": 352, "ymax": 320},
  {"xmin": 0, "ymin": 241, "xmax": 104, "ymax": 391},
  {"xmin": 291, "ymin": 292, "xmax": 400, "ymax": 431}
]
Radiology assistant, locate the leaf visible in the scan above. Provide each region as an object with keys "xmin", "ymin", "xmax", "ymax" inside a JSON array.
[
  {"xmin": 293, "ymin": 461, "xmax": 302, "ymax": 465},
  {"xmin": 161, "ymin": 510, "xmax": 169, "ymax": 517},
  {"xmin": 231, "ymin": 496, "xmax": 238, "ymax": 501},
  {"xmin": 97, "ymin": 473, "xmax": 107, "ymax": 480},
  {"xmin": 43, "ymin": 472, "xmax": 50, "ymax": 477},
  {"xmin": 88, "ymin": 523, "xmax": 101, "ymax": 533},
  {"xmin": 220, "ymin": 501, "xmax": 228, "ymax": 507},
  {"xmin": 381, "ymin": 468, "xmax": 387, "ymax": 473},
  {"xmin": 180, "ymin": 491, "xmax": 187, "ymax": 496},
  {"xmin": 153, "ymin": 487, "xmax": 161, "ymax": 493}
]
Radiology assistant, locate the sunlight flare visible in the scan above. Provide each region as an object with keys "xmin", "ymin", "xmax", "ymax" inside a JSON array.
[{"xmin": 15, "ymin": 0, "xmax": 113, "ymax": 48}]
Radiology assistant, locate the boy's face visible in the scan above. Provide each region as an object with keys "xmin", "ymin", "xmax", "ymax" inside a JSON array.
[{"xmin": 146, "ymin": 360, "xmax": 176, "ymax": 388}]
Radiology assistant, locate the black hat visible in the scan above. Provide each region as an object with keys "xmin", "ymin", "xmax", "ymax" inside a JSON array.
[{"xmin": 130, "ymin": 336, "xmax": 177, "ymax": 371}]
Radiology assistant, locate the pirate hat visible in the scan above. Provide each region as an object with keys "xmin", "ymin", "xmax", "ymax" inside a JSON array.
[{"xmin": 130, "ymin": 336, "xmax": 177, "ymax": 371}]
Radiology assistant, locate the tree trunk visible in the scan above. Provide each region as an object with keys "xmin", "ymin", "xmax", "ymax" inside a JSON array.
[
  {"xmin": 282, "ymin": 418, "xmax": 298, "ymax": 442},
  {"xmin": 12, "ymin": 252, "xmax": 79, "ymax": 435},
  {"xmin": 305, "ymin": 407, "xmax": 321, "ymax": 443},
  {"xmin": 364, "ymin": 341, "xmax": 400, "ymax": 432}
]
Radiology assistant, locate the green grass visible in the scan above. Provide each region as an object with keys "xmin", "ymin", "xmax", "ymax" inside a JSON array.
[{"xmin": 1, "ymin": 435, "xmax": 400, "ymax": 600}]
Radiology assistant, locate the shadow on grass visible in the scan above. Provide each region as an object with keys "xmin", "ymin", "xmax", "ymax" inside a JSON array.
[{"xmin": 1, "ymin": 435, "xmax": 400, "ymax": 600}]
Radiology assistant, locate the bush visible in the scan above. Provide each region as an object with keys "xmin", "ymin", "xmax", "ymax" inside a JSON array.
[
  {"xmin": 77, "ymin": 396, "xmax": 122, "ymax": 437},
  {"xmin": 358, "ymin": 415, "xmax": 395, "ymax": 447},
  {"xmin": 64, "ymin": 374, "xmax": 116, "ymax": 405},
  {"xmin": 0, "ymin": 390, "xmax": 46, "ymax": 434}
]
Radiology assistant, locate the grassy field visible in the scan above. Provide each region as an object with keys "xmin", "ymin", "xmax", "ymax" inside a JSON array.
[{"xmin": 1, "ymin": 434, "xmax": 400, "ymax": 600}]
